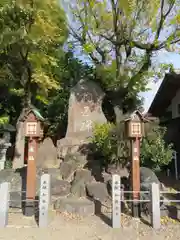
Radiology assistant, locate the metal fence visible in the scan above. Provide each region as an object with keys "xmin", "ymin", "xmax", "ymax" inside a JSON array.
[
  {"xmin": 112, "ymin": 174, "xmax": 180, "ymax": 230},
  {"xmin": 0, "ymin": 174, "xmax": 51, "ymax": 228},
  {"xmin": 0, "ymin": 173, "xmax": 179, "ymax": 230}
]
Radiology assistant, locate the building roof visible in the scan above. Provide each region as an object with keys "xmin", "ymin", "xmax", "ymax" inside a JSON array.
[{"xmin": 148, "ymin": 72, "xmax": 180, "ymax": 117}]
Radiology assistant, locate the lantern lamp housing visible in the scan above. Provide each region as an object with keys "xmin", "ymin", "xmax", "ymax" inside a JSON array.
[
  {"xmin": 124, "ymin": 110, "xmax": 148, "ymax": 139},
  {"xmin": 21, "ymin": 106, "xmax": 45, "ymax": 138}
]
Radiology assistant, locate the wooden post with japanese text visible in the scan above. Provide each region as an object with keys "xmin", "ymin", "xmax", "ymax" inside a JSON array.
[
  {"xmin": 124, "ymin": 110, "xmax": 148, "ymax": 218},
  {"xmin": 131, "ymin": 138, "xmax": 140, "ymax": 218},
  {"xmin": 24, "ymin": 107, "xmax": 44, "ymax": 216},
  {"xmin": 26, "ymin": 138, "xmax": 37, "ymax": 200}
]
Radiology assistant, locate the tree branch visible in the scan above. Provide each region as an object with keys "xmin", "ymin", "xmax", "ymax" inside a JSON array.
[
  {"xmin": 119, "ymin": 0, "xmax": 176, "ymax": 52},
  {"xmin": 86, "ymin": 0, "xmax": 99, "ymax": 29},
  {"xmin": 154, "ymin": 0, "xmax": 175, "ymax": 41},
  {"xmin": 164, "ymin": 0, "xmax": 175, "ymax": 18},
  {"xmin": 70, "ymin": 6, "xmax": 107, "ymax": 65},
  {"xmin": 100, "ymin": 34, "xmax": 125, "ymax": 46},
  {"xmin": 155, "ymin": 0, "xmax": 165, "ymax": 40},
  {"xmin": 127, "ymin": 51, "xmax": 151, "ymax": 89},
  {"xmin": 69, "ymin": 25, "xmax": 100, "ymax": 65},
  {"xmin": 110, "ymin": 0, "xmax": 122, "ymax": 79},
  {"xmin": 157, "ymin": 29, "xmax": 180, "ymax": 50},
  {"xmin": 130, "ymin": 41, "xmax": 152, "ymax": 50}
]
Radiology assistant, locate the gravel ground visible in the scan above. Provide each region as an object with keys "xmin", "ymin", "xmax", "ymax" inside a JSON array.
[{"xmin": 1, "ymin": 209, "xmax": 180, "ymax": 240}]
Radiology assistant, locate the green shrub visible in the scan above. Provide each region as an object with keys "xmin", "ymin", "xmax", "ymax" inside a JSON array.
[
  {"xmin": 91, "ymin": 122, "xmax": 129, "ymax": 166},
  {"xmin": 140, "ymin": 126, "xmax": 173, "ymax": 172},
  {"xmin": 4, "ymin": 159, "xmax": 12, "ymax": 169},
  {"xmin": 92, "ymin": 122, "xmax": 173, "ymax": 171}
]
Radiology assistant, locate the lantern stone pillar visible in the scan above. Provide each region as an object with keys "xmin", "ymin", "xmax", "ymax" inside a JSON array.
[
  {"xmin": 0, "ymin": 126, "xmax": 15, "ymax": 170},
  {"xmin": 0, "ymin": 143, "xmax": 11, "ymax": 170}
]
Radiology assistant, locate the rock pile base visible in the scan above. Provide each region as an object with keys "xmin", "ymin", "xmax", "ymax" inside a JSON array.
[{"xmin": 54, "ymin": 198, "xmax": 95, "ymax": 217}]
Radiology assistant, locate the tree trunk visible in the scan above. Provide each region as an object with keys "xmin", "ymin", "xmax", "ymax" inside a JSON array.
[
  {"xmin": 12, "ymin": 120, "xmax": 25, "ymax": 169},
  {"xmin": 13, "ymin": 107, "xmax": 29, "ymax": 169},
  {"xmin": 113, "ymin": 105, "xmax": 123, "ymax": 124}
]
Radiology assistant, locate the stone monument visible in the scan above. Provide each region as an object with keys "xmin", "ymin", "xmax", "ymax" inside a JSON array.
[{"xmin": 57, "ymin": 79, "xmax": 107, "ymax": 158}]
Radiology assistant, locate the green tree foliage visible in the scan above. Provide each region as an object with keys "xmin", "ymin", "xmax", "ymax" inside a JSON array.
[
  {"xmin": 0, "ymin": 85, "xmax": 23, "ymax": 125},
  {"xmin": 140, "ymin": 126, "xmax": 174, "ymax": 171},
  {"xmin": 0, "ymin": 0, "xmax": 68, "ymax": 108},
  {"xmin": 0, "ymin": 116, "xmax": 9, "ymax": 125},
  {"xmin": 91, "ymin": 121, "xmax": 173, "ymax": 171},
  {"xmin": 68, "ymin": 0, "xmax": 180, "ymax": 113}
]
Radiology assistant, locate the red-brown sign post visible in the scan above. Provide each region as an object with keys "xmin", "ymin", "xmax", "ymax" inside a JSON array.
[
  {"xmin": 124, "ymin": 110, "xmax": 147, "ymax": 218},
  {"xmin": 26, "ymin": 138, "xmax": 37, "ymax": 200},
  {"xmin": 24, "ymin": 108, "xmax": 44, "ymax": 216}
]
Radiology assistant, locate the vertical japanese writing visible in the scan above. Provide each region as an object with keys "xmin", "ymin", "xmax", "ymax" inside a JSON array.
[
  {"xmin": 112, "ymin": 174, "xmax": 121, "ymax": 228},
  {"xmin": 39, "ymin": 174, "xmax": 50, "ymax": 227},
  {"xmin": 80, "ymin": 93, "xmax": 93, "ymax": 132}
]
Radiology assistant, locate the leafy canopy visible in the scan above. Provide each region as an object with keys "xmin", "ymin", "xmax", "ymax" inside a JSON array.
[
  {"xmin": 68, "ymin": 0, "xmax": 180, "ymax": 106},
  {"xmin": 0, "ymin": 0, "xmax": 68, "ymax": 105}
]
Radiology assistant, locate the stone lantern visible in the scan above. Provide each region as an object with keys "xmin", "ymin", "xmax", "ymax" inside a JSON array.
[{"xmin": 0, "ymin": 124, "xmax": 15, "ymax": 170}]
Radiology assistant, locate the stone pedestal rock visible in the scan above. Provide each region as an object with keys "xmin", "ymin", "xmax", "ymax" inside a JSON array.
[
  {"xmin": 36, "ymin": 137, "xmax": 58, "ymax": 169},
  {"xmin": 54, "ymin": 198, "xmax": 95, "ymax": 217}
]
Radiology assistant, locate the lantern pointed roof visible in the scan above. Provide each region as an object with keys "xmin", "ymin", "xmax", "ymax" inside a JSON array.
[
  {"xmin": 124, "ymin": 110, "xmax": 149, "ymax": 122},
  {"xmin": 31, "ymin": 107, "xmax": 44, "ymax": 121},
  {"xmin": 19, "ymin": 105, "xmax": 45, "ymax": 122}
]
